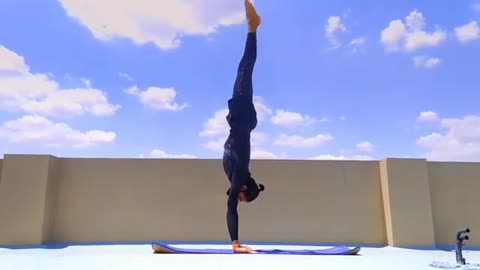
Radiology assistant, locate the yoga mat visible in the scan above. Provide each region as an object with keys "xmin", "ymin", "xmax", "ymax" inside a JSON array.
[{"xmin": 152, "ymin": 243, "xmax": 361, "ymax": 255}]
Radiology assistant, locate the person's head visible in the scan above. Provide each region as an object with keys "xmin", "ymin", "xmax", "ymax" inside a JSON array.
[{"xmin": 226, "ymin": 177, "xmax": 265, "ymax": 202}]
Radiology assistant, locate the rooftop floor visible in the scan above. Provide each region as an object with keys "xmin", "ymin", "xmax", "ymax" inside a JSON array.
[{"xmin": 1, "ymin": 244, "xmax": 480, "ymax": 270}]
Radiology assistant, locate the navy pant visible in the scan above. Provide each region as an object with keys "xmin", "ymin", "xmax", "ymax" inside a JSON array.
[
  {"xmin": 222, "ymin": 32, "xmax": 258, "ymax": 242},
  {"xmin": 223, "ymin": 32, "xmax": 257, "ymax": 183},
  {"xmin": 231, "ymin": 32, "xmax": 257, "ymax": 102}
]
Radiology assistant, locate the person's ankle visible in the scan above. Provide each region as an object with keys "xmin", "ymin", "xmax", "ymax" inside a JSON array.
[{"xmin": 248, "ymin": 24, "xmax": 258, "ymax": 33}]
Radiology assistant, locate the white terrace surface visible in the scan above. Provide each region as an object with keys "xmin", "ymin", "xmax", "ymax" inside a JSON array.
[{"xmin": 1, "ymin": 244, "xmax": 480, "ymax": 270}]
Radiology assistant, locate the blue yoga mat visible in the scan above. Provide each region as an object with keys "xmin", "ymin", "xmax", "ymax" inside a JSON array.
[{"xmin": 152, "ymin": 243, "xmax": 361, "ymax": 255}]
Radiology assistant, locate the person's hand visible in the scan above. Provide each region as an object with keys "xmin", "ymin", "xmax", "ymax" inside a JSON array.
[{"xmin": 232, "ymin": 241, "xmax": 257, "ymax": 253}]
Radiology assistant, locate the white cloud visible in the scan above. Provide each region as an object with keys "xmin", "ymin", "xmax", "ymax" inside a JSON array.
[
  {"xmin": 202, "ymin": 131, "xmax": 269, "ymax": 153},
  {"xmin": 202, "ymin": 131, "xmax": 278, "ymax": 160},
  {"xmin": 199, "ymin": 108, "xmax": 229, "ymax": 138},
  {"xmin": 413, "ymin": 55, "xmax": 441, "ymax": 68},
  {"xmin": 311, "ymin": 154, "xmax": 373, "ymax": 160},
  {"xmin": 312, "ymin": 141, "xmax": 376, "ymax": 160},
  {"xmin": 200, "ymin": 97, "xmax": 333, "ymax": 152},
  {"xmin": 325, "ymin": 16, "xmax": 347, "ymax": 48},
  {"xmin": 251, "ymin": 132, "xmax": 278, "ymax": 160},
  {"xmin": 417, "ymin": 111, "xmax": 439, "ymax": 122},
  {"xmin": 204, "ymin": 137, "xmax": 226, "ymax": 152},
  {"xmin": 199, "ymin": 96, "xmax": 272, "ymax": 138},
  {"xmin": 252, "ymin": 131, "xmax": 269, "ymax": 147},
  {"xmin": 124, "ymin": 85, "xmax": 188, "ymax": 111},
  {"xmin": 417, "ymin": 115, "xmax": 480, "ymax": 161},
  {"xmin": 59, "ymin": 0, "xmax": 246, "ymax": 50},
  {"xmin": 348, "ymin": 37, "xmax": 367, "ymax": 53},
  {"xmin": 381, "ymin": 20, "xmax": 406, "ymax": 51},
  {"xmin": 0, "ymin": 45, "xmax": 29, "ymax": 74},
  {"xmin": 326, "ymin": 16, "xmax": 346, "ymax": 35},
  {"xmin": 381, "ymin": 10, "xmax": 447, "ymax": 52},
  {"xmin": 349, "ymin": 37, "xmax": 366, "ymax": 47},
  {"xmin": 204, "ymin": 142, "xmax": 278, "ymax": 159},
  {"xmin": 253, "ymin": 96, "xmax": 273, "ymax": 121},
  {"xmin": 150, "ymin": 149, "xmax": 196, "ymax": 159},
  {"xmin": 199, "ymin": 108, "xmax": 278, "ymax": 158},
  {"xmin": 124, "ymin": 86, "xmax": 140, "ymax": 95},
  {"xmin": 273, "ymin": 133, "xmax": 333, "ymax": 148},
  {"xmin": 119, "ymin": 73, "xmax": 134, "ymax": 82},
  {"xmin": 199, "ymin": 97, "xmax": 293, "ymax": 159},
  {"xmin": 0, "ymin": 45, "xmax": 120, "ymax": 118},
  {"xmin": 455, "ymin": 21, "xmax": 480, "ymax": 43},
  {"xmin": 271, "ymin": 109, "xmax": 317, "ymax": 127},
  {"xmin": 0, "ymin": 115, "xmax": 115, "ymax": 148},
  {"xmin": 324, "ymin": 12, "xmax": 366, "ymax": 53},
  {"xmin": 356, "ymin": 141, "xmax": 374, "ymax": 153},
  {"xmin": 251, "ymin": 149, "xmax": 277, "ymax": 159}
]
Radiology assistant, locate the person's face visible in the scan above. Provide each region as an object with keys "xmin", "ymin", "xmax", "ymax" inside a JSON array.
[
  {"xmin": 239, "ymin": 191, "xmax": 247, "ymax": 202},
  {"xmin": 238, "ymin": 185, "xmax": 248, "ymax": 202}
]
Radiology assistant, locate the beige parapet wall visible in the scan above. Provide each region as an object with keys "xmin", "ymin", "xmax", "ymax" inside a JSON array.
[{"xmin": 0, "ymin": 154, "xmax": 478, "ymax": 247}]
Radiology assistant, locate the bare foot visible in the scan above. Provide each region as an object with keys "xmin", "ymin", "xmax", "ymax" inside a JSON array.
[{"xmin": 245, "ymin": 0, "xmax": 261, "ymax": 32}]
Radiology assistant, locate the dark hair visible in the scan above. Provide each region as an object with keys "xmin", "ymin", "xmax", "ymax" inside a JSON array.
[{"xmin": 226, "ymin": 177, "xmax": 265, "ymax": 202}]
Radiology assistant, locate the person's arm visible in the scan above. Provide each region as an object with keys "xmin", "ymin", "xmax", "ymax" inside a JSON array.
[
  {"xmin": 226, "ymin": 168, "xmax": 257, "ymax": 253},
  {"xmin": 226, "ymin": 170, "xmax": 242, "ymax": 243}
]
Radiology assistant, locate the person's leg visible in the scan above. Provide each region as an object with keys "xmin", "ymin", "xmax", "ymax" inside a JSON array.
[
  {"xmin": 231, "ymin": 34, "xmax": 256, "ymax": 101},
  {"xmin": 223, "ymin": 145, "xmax": 234, "ymax": 181},
  {"xmin": 231, "ymin": 0, "xmax": 261, "ymax": 102}
]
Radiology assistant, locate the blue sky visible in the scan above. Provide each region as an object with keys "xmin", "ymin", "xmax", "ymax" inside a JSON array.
[{"xmin": 0, "ymin": 0, "xmax": 479, "ymax": 161}]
